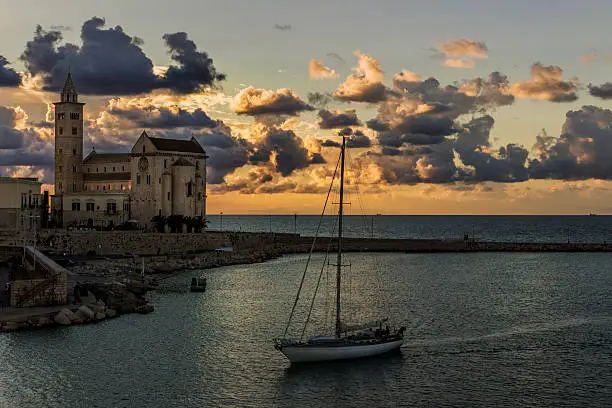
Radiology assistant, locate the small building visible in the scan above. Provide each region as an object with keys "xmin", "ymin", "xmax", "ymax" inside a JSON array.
[{"xmin": 0, "ymin": 177, "xmax": 46, "ymax": 232}]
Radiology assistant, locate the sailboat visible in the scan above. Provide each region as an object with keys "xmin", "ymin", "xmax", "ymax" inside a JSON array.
[{"xmin": 274, "ymin": 135, "xmax": 405, "ymax": 363}]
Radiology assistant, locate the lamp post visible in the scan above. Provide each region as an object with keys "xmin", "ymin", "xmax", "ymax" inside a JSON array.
[{"xmin": 220, "ymin": 211, "xmax": 223, "ymax": 231}]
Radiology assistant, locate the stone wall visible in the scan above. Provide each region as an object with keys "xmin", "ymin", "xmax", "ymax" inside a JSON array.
[
  {"xmin": 38, "ymin": 230, "xmax": 301, "ymax": 256},
  {"xmin": 10, "ymin": 272, "xmax": 67, "ymax": 307}
]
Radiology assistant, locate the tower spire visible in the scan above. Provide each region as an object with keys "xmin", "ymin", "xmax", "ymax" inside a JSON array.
[{"xmin": 61, "ymin": 71, "xmax": 78, "ymax": 103}]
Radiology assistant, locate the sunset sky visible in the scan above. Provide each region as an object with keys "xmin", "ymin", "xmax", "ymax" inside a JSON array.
[{"xmin": 2, "ymin": 0, "xmax": 612, "ymax": 214}]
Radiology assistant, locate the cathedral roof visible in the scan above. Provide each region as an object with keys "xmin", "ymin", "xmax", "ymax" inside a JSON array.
[
  {"xmin": 172, "ymin": 158, "xmax": 195, "ymax": 167},
  {"xmin": 83, "ymin": 152, "xmax": 131, "ymax": 164},
  {"xmin": 148, "ymin": 136, "xmax": 205, "ymax": 154}
]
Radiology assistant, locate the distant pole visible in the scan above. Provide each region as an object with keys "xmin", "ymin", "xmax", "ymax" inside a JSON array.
[
  {"xmin": 472, "ymin": 225, "xmax": 475, "ymax": 242},
  {"xmin": 220, "ymin": 211, "xmax": 223, "ymax": 231},
  {"xmin": 269, "ymin": 214, "xmax": 272, "ymax": 233},
  {"xmin": 567, "ymin": 228, "xmax": 570, "ymax": 244},
  {"xmin": 294, "ymin": 213, "xmax": 297, "ymax": 234},
  {"xmin": 371, "ymin": 216, "xmax": 374, "ymax": 238}
]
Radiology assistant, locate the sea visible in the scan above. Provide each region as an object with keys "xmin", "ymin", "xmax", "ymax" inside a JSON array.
[{"xmin": 0, "ymin": 216, "xmax": 611, "ymax": 407}]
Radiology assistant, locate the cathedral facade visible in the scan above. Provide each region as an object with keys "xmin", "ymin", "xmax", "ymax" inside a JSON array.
[{"xmin": 52, "ymin": 74, "xmax": 208, "ymax": 229}]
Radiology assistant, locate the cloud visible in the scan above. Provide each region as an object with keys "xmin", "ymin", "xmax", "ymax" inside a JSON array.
[
  {"xmin": 106, "ymin": 103, "xmax": 218, "ymax": 129},
  {"xmin": 581, "ymin": 53, "xmax": 596, "ymax": 65},
  {"xmin": 588, "ymin": 82, "xmax": 612, "ymax": 100},
  {"xmin": 317, "ymin": 109, "xmax": 361, "ymax": 129},
  {"xmin": 444, "ymin": 58, "xmax": 475, "ymax": 69},
  {"xmin": 161, "ymin": 32, "xmax": 226, "ymax": 93},
  {"xmin": 232, "ymin": 86, "xmax": 314, "ymax": 116},
  {"xmin": 434, "ymin": 38, "xmax": 488, "ymax": 69},
  {"xmin": 326, "ymin": 52, "xmax": 345, "ymax": 65},
  {"xmin": 19, "ymin": 17, "xmax": 224, "ymax": 95},
  {"xmin": 322, "ymin": 130, "xmax": 371, "ymax": 149},
  {"xmin": 511, "ymin": 63, "xmax": 578, "ymax": 102},
  {"xmin": 274, "ymin": 24, "xmax": 292, "ymax": 31},
  {"xmin": 0, "ymin": 56, "xmax": 21, "ymax": 86},
  {"xmin": 309, "ymin": 59, "xmax": 338, "ymax": 80},
  {"xmin": 307, "ymin": 92, "xmax": 333, "ymax": 108},
  {"xmin": 333, "ymin": 51, "xmax": 388, "ymax": 103},
  {"xmin": 455, "ymin": 115, "xmax": 529, "ymax": 182},
  {"xmin": 0, "ymin": 105, "xmax": 54, "ymax": 181},
  {"xmin": 529, "ymin": 106, "xmax": 612, "ymax": 180}
]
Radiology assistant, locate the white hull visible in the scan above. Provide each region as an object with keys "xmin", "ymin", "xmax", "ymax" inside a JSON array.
[{"xmin": 280, "ymin": 339, "xmax": 404, "ymax": 363}]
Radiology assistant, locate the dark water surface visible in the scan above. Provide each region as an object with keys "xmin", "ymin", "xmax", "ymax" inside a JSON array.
[
  {"xmin": 207, "ymin": 214, "xmax": 612, "ymax": 243},
  {"xmin": 1, "ymin": 252, "xmax": 611, "ymax": 407}
]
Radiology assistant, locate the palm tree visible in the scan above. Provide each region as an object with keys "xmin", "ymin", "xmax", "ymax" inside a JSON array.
[
  {"xmin": 151, "ymin": 215, "xmax": 168, "ymax": 233},
  {"xmin": 167, "ymin": 215, "xmax": 185, "ymax": 233}
]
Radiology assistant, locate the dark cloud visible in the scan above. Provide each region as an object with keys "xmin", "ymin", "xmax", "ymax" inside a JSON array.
[
  {"xmin": 19, "ymin": 18, "xmax": 224, "ymax": 95},
  {"xmin": 321, "ymin": 139, "xmax": 341, "ymax": 148},
  {"xmin": 109, "ymin": 106, "xmax": 217, "ymax": 129},
  {"xmin": 274, "ymin": 24, "xmax": 292, "ymax": 31},
  {"xmin": 326, "ymin": 52, "xmax": 345, "ymax": 65},
  {"xmin": 195, "ymin": 129, "xmax": 252, "ymax": 184},
  {"xmin": 0, "ymin": 56, "xmax": 21, "ymax": 87},
  {"xmin": 162, "ymin": 32, "xmax": 226, "ymax": 94},
  {"xmin": 233, "ymin": 87, "xmax": 314, "ymax": 116},
  {"xmin": 261, "ymin": 127, "xmax": 311, "ymax": 176},
  {"xmin": 307, "ymin": 92, "xmax": 333, "ymax": 108},
  {"xmin": 455, "ymin": 115, "xmax": 529, "ymax": 182},
  {"xmin": 588, "ymin": 83, "xmax": 612, "ymax": 100},
  {"xmin": 0, "ymin": 106, "xmax": 54, "ymax": 180},
  {"xmin": 317, "ymin": 109, "xmax": 361, "ymax": 129},
  {"xmin": 49, "ymin": 25, "xmax": 72, "ymax": 31},
  {"xmin": 528, "ymin": 106, "xmax": 612, "ymax": 180}
]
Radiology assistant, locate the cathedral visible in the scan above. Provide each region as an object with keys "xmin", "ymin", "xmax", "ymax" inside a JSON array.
[{"xmin": 51, "ymin": 74, "xmax": 208, "ymax": 229}]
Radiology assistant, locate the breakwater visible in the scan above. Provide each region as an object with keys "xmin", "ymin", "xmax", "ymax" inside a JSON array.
[{"xmin": 33, "ymin": 230, "xmax": 612, "ymax": 257}]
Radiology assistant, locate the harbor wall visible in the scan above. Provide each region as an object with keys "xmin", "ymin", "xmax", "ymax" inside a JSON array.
[{"xmin": 30, "ymin": 231, "xmax": 612, "ymax": 256}]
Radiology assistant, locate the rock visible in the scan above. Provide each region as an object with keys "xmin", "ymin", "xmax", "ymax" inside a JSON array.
[
  {"xmin": 105, "ymin": 308, "xmax": 117, "ymax": 318},
  {"xmin": 94, "ymin": 312, "xmax": 106, "ymax": 320},
  {"xmin": 76, "ymin": 305, "xmax": 95, "ymax": 321},
  {"xmin": 61, "ymin": 308, "xmax": 79, "ymax": 322},
  {"xmin": 38, "ymin": 317, "xmax": 51, "ymax": 326},
  {"xmin": 1, "ymin": 321, "xmax": 19, "ymax": 332},
  {"xmin": 53, "ymin": 311, "xmax": 71, "ymax": 325},
  {"xmin": 135, "ymin": 304, "xmax": 154, "ymax": 314}
]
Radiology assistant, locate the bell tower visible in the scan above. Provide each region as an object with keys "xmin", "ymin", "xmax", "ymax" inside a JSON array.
[{"xmin": 53, "ymin": 72, "xmax": 85, "ymax": 196}]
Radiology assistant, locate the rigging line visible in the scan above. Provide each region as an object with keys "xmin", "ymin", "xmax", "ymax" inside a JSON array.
[
  {"xmin": 282, "ymin": 152, "xmax": 342, "ymax": 339},
  {"xmin": 300, "ymin": 226, "xmax": 335, "ymax": 341},
  {"xmin": 346, "ymin": 148, "xmax": 393, "ymax": 320}
]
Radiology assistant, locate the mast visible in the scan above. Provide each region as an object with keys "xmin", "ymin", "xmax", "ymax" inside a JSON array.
[{"xmin": 335, "ymin": 135, "xmax": 346, "ymax": 338}]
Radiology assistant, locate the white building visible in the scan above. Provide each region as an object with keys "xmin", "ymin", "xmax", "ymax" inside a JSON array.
[
  {"xmin": 0, "ymin": 177, "xmax": 45, "ymax": 231},
  {"xmin": 52, "ymin": 74, "xmax": 208, "ymax": 229}
]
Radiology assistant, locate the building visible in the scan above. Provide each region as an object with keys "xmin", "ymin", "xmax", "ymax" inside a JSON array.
[
  {"xmin": 52, "ymin": 74, "xmax": 208, "ymax": 229},
  {"xmin": 0, "ymin": 177, "xmax": 46, "ymax": 232}
]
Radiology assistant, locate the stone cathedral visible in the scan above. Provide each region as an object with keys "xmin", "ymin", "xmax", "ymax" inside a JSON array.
[{"xmin": 51, "ymin": 74, "xmax": 208, "ymax": 229}]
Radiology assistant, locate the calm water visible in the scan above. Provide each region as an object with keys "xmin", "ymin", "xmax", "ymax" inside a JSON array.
[
  {"xmin": 207, "ymin": 215, "xmax": 612, "ymax": 243},
  {"xmin": 1, "ymin": 252, "xmax": 611, "ymax": 407}
]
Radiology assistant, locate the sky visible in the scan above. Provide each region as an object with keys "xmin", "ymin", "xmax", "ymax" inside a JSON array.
[{"xmin": 2, "ymin": 0, "xmax": 612, "ymax": 214}]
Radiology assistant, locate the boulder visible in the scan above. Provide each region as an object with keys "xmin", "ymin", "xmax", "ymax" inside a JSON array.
[
  {"xmin": 38, "ymin": 317, "xmax": 51, "ymax": 326},
  {"xmin": 53, "ymin": 311, "xmax": 71, "ymax": 326},
  {"xmin": 76, "ymin": 305, "xmax": 95, "ymax": 322},
  {"xmin": 61, "ymin": 308, "xmax": 79, "ymax": 322},
  {"xmin": 1, "ymin": 321, "xmax": 19, "ymax": 332},
  {"xmin": 94, "ymin": 312, "xmax": 106, "ymax": 321},
  {"xmin": 105, "ymin": 309, "xmax": 117, "ymax": 318}
]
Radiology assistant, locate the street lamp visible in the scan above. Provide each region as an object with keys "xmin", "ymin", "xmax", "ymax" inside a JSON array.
[{"xmin": 220, "ymin": 211, "xmax": 223, "ymax": 231}]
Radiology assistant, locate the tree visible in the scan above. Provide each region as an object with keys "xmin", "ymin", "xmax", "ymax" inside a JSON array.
[
  {"xmin": 151, "ymin": 215, "xmax": 168, "ymax": 233},
  {"xmin": 167, "ymin": 215, "xmax": 185, "ymax": 233}
]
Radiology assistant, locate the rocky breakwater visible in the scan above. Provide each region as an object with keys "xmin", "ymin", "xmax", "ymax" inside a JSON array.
[{"xmin": 0, "ymin": 281, "xmax": 154, "ymax": 332}]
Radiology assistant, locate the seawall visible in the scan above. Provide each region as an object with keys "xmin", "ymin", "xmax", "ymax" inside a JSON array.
[{"xmin": 31, "ymin": 230, "xmax": 612, "ymax": 256}]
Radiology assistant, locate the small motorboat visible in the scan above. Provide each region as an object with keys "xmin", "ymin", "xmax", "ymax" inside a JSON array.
[{"xmin": 190, "ymin": 277, "xmax": 206, "ymax": 292}]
